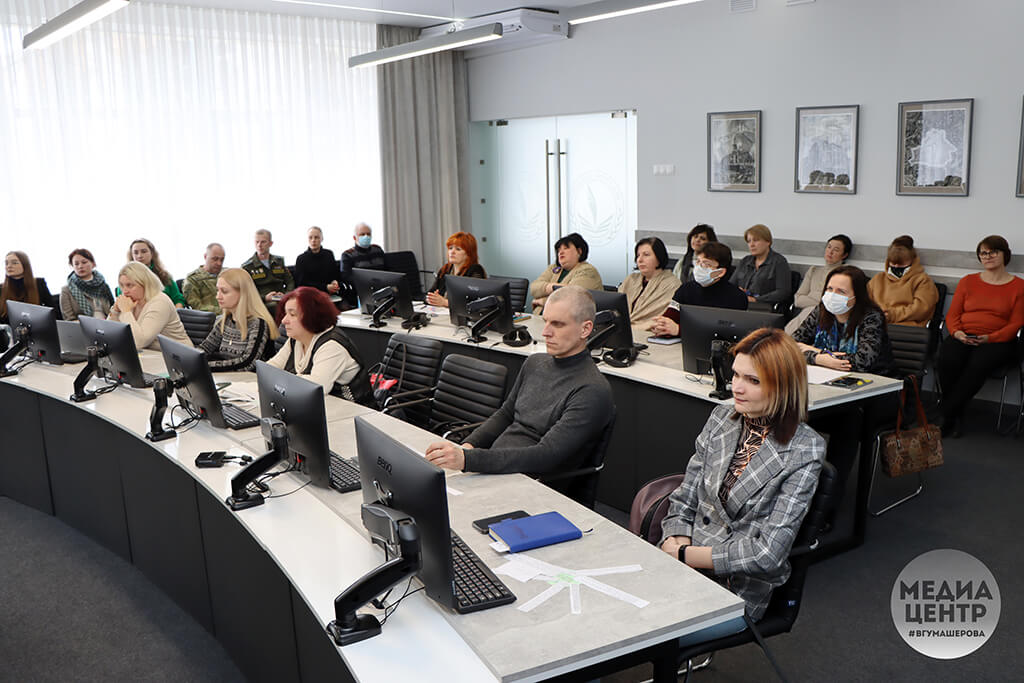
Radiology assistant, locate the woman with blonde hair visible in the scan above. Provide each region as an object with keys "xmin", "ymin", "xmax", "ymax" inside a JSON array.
[
  {"xmin": 730, "ymin": 224, "xmax": 792, "ymax": 305},
  {"xmin": 659, "ymin": 328, "xmax": 824, "ymax": 637},
  {"xmin": 126, "ymin": 238, "xmax": 186, "ymax": 308},
  {"xmin": 108, "ymin": 261, "xmax": 192, "ymax": 350},
  {"xmin": 198, "ymin": 268, "xmax": 279, "ymax": 371}
]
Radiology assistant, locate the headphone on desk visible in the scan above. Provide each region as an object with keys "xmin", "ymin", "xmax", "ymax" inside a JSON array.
[
  {"xmin": 602, "ymin": 346, "xmax": 640, "ymax": 368},
  {"xmin": 502, "ymin": 325, "xmax": 533, "ymax": 348}
]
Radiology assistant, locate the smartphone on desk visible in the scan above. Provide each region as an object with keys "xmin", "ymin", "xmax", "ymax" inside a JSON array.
[
  {"xmin": 825, "ymin": 375, "xmax": 872, "ymax": 389},
  {"xmin": 472, "ymin": 510, "xmax": 528, "ymax": 534}
]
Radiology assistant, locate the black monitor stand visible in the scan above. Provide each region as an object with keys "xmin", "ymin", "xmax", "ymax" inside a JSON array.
[
  {"xmin": 146, "ymin": 377, "xmax": 179, "ymax": 442},
  {"xmin": 0, "ymin": 326, "xmax": 28, "ymax": 377},
  {"xmin": 226, "ymin": 418, "xmax": 289, "ymax": 511},
  {"xmin": 70, "ymin": 345, "xmax": 104, "ymax": 402},
  {"xmin": 370, "ymin": 293, "xmax": 396, "ymax": 328},
  {"xmin": 468, "ymin": 305, "xmax": 501, "ymax": 344},
  {"xmin": 709, "ymin": 339, "xmax": 733, "ymax": 400},
  {"xmin": 326, "ymin": 503, "xmax": 421, "ymax": 647}
]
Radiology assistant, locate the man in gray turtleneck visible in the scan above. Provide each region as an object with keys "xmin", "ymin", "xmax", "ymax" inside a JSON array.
[{"xmin": 425, "ymin": 285, "xmax": 613, "ymax": 475}]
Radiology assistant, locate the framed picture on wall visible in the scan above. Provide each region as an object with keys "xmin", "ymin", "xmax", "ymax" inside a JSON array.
[
  {"xmin": 707, "ymin": 110, "xmax": 761, "ymax": 192},
  {"xmin": 1017, "ymin": 96, "xmax": 1024, "ymax": 197},
  {"xmin": 794, "ymin": 105, "xmax": 859, "ymax": 194},
  {"xmin": 897, "ymin": 98, "xmax": 973, "ymax": 196}
]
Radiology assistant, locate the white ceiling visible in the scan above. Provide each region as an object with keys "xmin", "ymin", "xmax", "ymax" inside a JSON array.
[{"xmin": 154, "ymin": 1, "xmax": 595, "ymax": 27}]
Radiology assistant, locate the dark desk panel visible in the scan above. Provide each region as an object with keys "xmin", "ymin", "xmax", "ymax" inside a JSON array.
[{"xmin": 0, "ymin": 383, "xmax": 52, "ymax": 514}]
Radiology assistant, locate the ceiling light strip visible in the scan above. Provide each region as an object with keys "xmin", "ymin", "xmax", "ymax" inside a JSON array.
[
  {"xmin": 564, "ymin": 0, "xmax": 702, "ymax": 26},
  {"xmin": 348, "ymin": 22, "xmax": 502, "ymax": 68},
  {"xmin": 271, "ymin": 0, "xmax": 457, "ymax": 23},
  {"xmin": 23, "ymin": 0, "xmax": 131, "ymax": 50}
]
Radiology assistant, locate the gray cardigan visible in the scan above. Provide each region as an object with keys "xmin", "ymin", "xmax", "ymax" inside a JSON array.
[
  {"xmin": 730, "ymin": 250, "xmax": 792, "ymax": 304},
  {"xmin": 660, "ymin": 404, "xmax": 825, "ymax": 620}
]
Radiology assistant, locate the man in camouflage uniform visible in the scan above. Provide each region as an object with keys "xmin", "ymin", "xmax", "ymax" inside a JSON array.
[
  {"xmin": 241, "ymin": 229, "xmax": 295, "ymax": 304},
  {"xmin": 182, "ymin": 242, "xmax": 225, "ymax": 312}
]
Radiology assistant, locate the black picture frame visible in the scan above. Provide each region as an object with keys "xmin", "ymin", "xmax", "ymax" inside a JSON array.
[
  {"xmin": 896, "ymin": 98, "xmax": 973, "ymax": 196},
  {"xmin": 707, "ymin": 110, "xmax": 761, "ymax": 192},
  {"xmin": 794, "ymin": 105, "xmax": 859, "ymax": 194}
]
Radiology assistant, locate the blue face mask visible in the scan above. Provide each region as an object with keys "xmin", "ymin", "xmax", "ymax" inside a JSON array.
[
  {"xmin": 356, "ymin": 234, "xmax": 372, "ymax": 248},
  {"xmin": 821, "ymin": 291, "xmax": 853, "ymax": 315},
  {"xmin": 692, "ymin": 264, "xmax": 716, "ymax": 287}
]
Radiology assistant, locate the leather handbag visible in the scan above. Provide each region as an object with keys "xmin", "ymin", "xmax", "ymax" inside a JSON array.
[
  {"xmin": 628, "ymin": 473, "xmax": 686, "ymax": 545},
  {"xmin": 881, "ymin": 375, "xmax": 943, "ymax": 477}
]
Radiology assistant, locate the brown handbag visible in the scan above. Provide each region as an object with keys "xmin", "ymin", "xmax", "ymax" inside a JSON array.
[{"xmin": 881, "ymin": 375, "xmax": 944, "ymax": 477}]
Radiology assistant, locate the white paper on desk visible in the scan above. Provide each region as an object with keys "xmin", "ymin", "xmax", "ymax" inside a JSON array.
[
  {"xmin": 446, "ymin": 486, "xmax": 463, "ymax": 496},
  {"xmin": 494, "ymin": 558, "xmax": 541, "ymax": 582},
  {"xmin": 806, "ymin": 365, "xmax": 849, "ymax": 385},
  {"xmin": 569, "ymin": 583, "xmax": 582, "ymax": 614},
  {"xmin": 490, "ymin": 540, "xmax": 511, "ymax": 554},
  {"xmin": 220, "ymin": 381, "xmax": 259, "ymax": 402},
  {"xmin": 576, "ymin": 576, "xmax": 649, "ymax": 609},
  {"xmin": 518, "ymin": 583, "xmax": 565, "ymax": 613}
]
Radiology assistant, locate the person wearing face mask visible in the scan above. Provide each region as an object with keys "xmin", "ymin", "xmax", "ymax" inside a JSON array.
[
  {"xmin": 867, "ymin": 235, "xmax": 938, "ymax": 327},
  {"xmin": 529, "ymin": 232, "xmax": 603, "ymax": 314},
  {"xmin": 791, "ymin": 265, "xmax": 892, "ymax": 374},
  {"xmin": 60, "ymin": 248, "xmax": 114, "ymax": 321},
  {"xmin": 785, "ymin": 234, "xmax": 852, "ymax": 335},
  {"xmin": 648, "ymin": 242, "xmax": 747, "ymax": 338},
  {"xmin": 672, "ymin": 224, "xmax": 717, "ymax": 283},
  {"xmin": 340, "ymin": 222, "xmax": 385, "ymax": 308},
  {"xmin": 619, "ymin": 237, "xmax": 681, "ymax": 334}
]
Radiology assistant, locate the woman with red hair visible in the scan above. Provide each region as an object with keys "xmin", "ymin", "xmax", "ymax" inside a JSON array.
[
  {"xmin": 425, "ymin": 231, "xmax": 486, "ymax": 307},
  {"xmin": 267, "ymin": 286, "xmax": 372, "ymax": 404}
]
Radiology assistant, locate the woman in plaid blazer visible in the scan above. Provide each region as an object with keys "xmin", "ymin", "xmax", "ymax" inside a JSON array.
[{"xmin": 659, "ymin": 329, "xmax": 825, "ymax": 624}]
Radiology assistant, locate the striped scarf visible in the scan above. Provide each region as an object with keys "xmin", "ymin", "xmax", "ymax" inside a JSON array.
[
  {"xmin": 719, "ymin": 415, "xmax": 772, "ymax": 505},
  {"xmin": 67, "ymin": 271, "xmax": 113, "ymax": 317}
]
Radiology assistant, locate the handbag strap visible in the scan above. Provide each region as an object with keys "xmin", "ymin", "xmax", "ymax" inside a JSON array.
[{"xmin": 906, "ymin": 374, "xmax": 930, "ymax": 428}]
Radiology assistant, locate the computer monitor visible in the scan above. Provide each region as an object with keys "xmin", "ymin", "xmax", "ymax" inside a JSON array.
[
  {"xmin": 352, "ymin": 268, "xmax": 415, "ymax": 326},
  {"xmin": 157, "ymin": 335, "xmax": 232, "ymax": 429},
  {"xmin": 678, "ymin": 305, "xmax": 786, "ymax": 374},
  {"xmin": 78, "ymin": 316, "xmax": 151, "ymax": 388},
  {"xmin": 255, "ymin": 360, "xmax": 332, "ymax": 487},
  {"xmin": 3, "ymin": 301, "xmax": 63, "ymax": 367},
  {"xmin": 445, "ymin": 275, "xmax": 514, "ymax": 342},
  {"xmin": 587, "ymin": 290, "xmax": 634, "ymax": 351},
  {"xmin": 354, "ymin": 416, "xmax": 455, "ymax": 610}
]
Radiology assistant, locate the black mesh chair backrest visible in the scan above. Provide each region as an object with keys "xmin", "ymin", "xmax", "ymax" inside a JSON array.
[
  {"xmin": 489, "ymin": 276, "xmax": 530, "ymax": 312},
  {"xmin": 382, "ymin": 251, "xmax": 426, "ymax": 300},
  {"xmin": 177, "ymin": 309, "xmax": 216, "ymax": 346},
  {"xmin": 888, "ymin": 323, "xmax": 931, "ymax": 379},
  {"xmin": 430, "ymin": 354, "xmax": 507, "ymax": 428},
  {"xmin": 929, "ymin": 282, "xmax": 948, "ymax": 355},
  {"xmin": 380, "ymin": 333, "xmax": 443, "ymax": 426},
  {"xmin": 791, "ymin": 269, "xmax": 802, "ymax": 294}
]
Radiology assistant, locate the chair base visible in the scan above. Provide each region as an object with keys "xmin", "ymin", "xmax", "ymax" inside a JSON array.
[{"xmin": 867, "ymin": 434, "xmax": 924, "ymax": 516}]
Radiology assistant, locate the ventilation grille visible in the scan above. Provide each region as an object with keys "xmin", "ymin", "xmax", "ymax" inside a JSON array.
[{"xmin": 730, "ymin": 0, "xmax": 756, "ymax": 12}]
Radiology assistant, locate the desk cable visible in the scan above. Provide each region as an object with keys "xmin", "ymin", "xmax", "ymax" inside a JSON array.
[{"xmin": 377, "ymin": 579, "xmax": 424, "ymax": 627}]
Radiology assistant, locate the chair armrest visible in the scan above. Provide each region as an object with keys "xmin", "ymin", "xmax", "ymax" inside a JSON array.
[
  {"xmin": 535, "ymin": 463, "xmax": 604, "ymax": 485},
  {"xmin": 382, "ymin": 386, "xmax": 433, "ymax": 407},
  {"xmin": 440, "ymin": 421, "xmax": 486, "ymax": 441},
  {"xmin": 788, "ymin": 537, "xmax": 822, "ymax": 559},
  {"xmin": 382, "ymin": 396, "xmax": 432, "ymax": 414}
]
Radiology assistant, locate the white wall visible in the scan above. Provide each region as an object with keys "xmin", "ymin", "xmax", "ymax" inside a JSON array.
[{"xmin": 466, "ymin": 0, "xmax": 1024, "ymax": 250}]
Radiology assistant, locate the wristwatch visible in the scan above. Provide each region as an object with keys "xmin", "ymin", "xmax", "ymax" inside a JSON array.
[{"xmin": 677, "ymin": 544, "xmax": 690, "ymax": 564}]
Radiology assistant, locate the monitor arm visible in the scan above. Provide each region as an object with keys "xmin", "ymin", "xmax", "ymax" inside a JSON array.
[
  {"xmin": 226, "ymin": 418, "xmax": 288, "ymax": 511},
  {"xmin": 370, "ymin": 286, "xmax": 397, "ymax": 328},
  {"xmin": 69, "ymin": 344, "xmax": 105, "ymax": 403},
  {"xmin": 587, "ymin": 309, "xmax": 619, "ymax": 352},
  {"xmin": 327, "ymin": 503, "xmax": 421, "ymax": 647},
  {"xmin": 146, "ymin": 376, "xmax": 183, "ymax": 442},
  {"xmin": 467, "ymin": 295, "xmax": 501, "ymax": 344},
  {"xmin": 0, "ymin": 325, "xmax": 29, "ymax": 377},
  {"xmin": 709, "ymin": 339, "xmax": 733, "ymax": 400}
]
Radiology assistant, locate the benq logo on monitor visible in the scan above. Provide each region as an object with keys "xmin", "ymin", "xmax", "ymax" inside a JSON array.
[
  {"xmin": 274, "ymin": 383, "xmax": 287, "ymax": 396},
  {"xmin": 377, "ymin": 456, "xmax": 392, "ymax": 474}
]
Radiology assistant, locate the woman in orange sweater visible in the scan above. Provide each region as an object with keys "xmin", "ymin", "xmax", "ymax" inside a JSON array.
[{"xmin": 938, "ymin": 235, "xmax": 1024, "ymax": 437}]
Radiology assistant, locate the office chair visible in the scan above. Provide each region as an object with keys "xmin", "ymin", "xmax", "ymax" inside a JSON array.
[
  {"xmin": 674, "ymin": 461, "xmax": 839, "ymax": 682},
  {"xmin": 488, "ymin": 276, "xmax": 530, "ymax": 313},
  {"xmin": 533, "ymin": 407, "xmax": 617, "ymax": 509},
  {"xmin": 375, "ymin": 333, "xmax": 443, "ymax": 425},
  {"xmin": 176, "ymin": 308, "xmax": 217, "ymax": 347},
  {"xmin": 382, "ymin": 251, "xmax": 429, "ymax": 300},
  {"xmin": 383, "ymin": 354, "xmax": 507, "ymax": 441}
]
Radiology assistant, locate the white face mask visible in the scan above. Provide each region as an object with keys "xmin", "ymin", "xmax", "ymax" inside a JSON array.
[
  {"xmin": 693, "ymin": 263, "xmax": 717, "ymax": 287},
  {"xmin": 821, "ymin": 291, "xmax": 853, "ymax": 315}
]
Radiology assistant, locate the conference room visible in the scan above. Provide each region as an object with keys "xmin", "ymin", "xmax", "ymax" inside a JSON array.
[{"xmin": 2, "ymin": 0, "xmax": 1021, "ymax": 681}]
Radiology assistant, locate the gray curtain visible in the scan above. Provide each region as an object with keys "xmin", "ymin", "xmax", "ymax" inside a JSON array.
[{"xmin": 376, "ymin": 25, "xmax": 471, "ymax": 278}]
